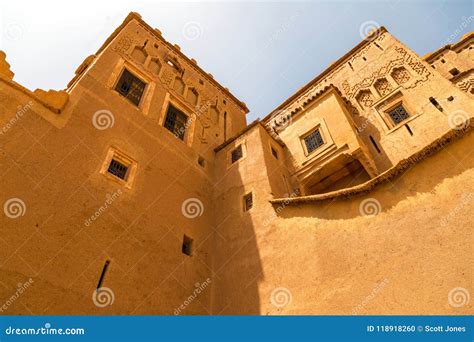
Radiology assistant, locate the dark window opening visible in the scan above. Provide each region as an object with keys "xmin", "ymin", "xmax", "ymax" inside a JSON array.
[
  {"xmin": 374, "ymin": 42, "xmax": 383, "ymax": 51},
  {"xmin": 96, "ymin": 260, "xmax": 110, "ymax": 290},
  {"xmin": 369, "ymin": 136, "xmax": 381, "ymax": 153},
  {"xmin": 348, "ymin": 62, "xmax": 354, "ymax": 71},
  {"xmin": 387, "ymin": 104, "xmax": 410, "ymax": 125},
  {"xmin": 304, "ymin": 128, "xmax": 325, "ymax": 154},
  {"xmin": 271, "ymin": 147, "xmax": 278, "ymax": 159},
  {"xmin": 115, "ymin": 69, "xmax": 146, "ymax": 106},
  {"xmin": 164, "ymin": 104, "xmax": 188, "ymax": 140},
  {"xmin": 198, "ymin": 156, "xmax": 205, "ymax": 168},
  {"xmin": 405, "ymin": 124, "xmax": 413, "ymax": 136},
  {"xmin": 244, "ymin": 192, "xmax": 253, "ymax": 212},
  {"xmin": 447, "ymin": 96, "xmax": 454, "ymax": 102},
  {"xmin": 441, "ymin": 59, "xmax": 446, "ymax": 63},
  {"xmin": 362, "ymin": 56, "xmax": 367, "ymax": 61},
  {"xmin": 449, "ymin": 68, "xmax": 460, "ymax": 76},
  {"xmin": 429, "ymin": 97, "xmax": 444, "ymax": 112},
  {"xmin": 182, "ymin": 235, "xmax": 194, "ymax": 256},
  {"xmin": 107, "ymin": 158, "xmax": 129, "ymax": 180},
  {"xmin": 223, "ymin": 112, "xmax": 227, "ymax": 141},
  {"xmin": 231, "ymin": 145, "xmax": 243, "ymax": 163}
]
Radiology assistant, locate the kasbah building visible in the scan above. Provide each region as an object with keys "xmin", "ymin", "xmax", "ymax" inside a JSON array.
[{"xmin": 0, "ymin": 12, "xmax": 473, "ymax": 315}]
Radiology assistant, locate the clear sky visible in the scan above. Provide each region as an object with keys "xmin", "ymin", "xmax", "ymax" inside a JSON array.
[{"xmin": 0, "ymin": 0, "xmax": 472, "ymax": 121}]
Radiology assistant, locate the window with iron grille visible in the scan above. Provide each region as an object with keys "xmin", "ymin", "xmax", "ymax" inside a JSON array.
[
  {"xmin": 107, "ymin": 158, "xmax": 129, "ymax": 180},
  {"xmin": 304, "ymin": 128, "xmax": 324, "ymax": 154},
  {"xmin": 387, "ymin": 104, "xmax": 410, "ymax": 125},
  {"xmin": 164, "ymin": 104, "xmax": 188, "ymax": 140},
  {"xmin": 115, "ymin": 69, "xmax": 146, "ymax": 106},
  {"xmin": 244, "ymin": 192, "xmax": 253, "ymax": 212},
  {"xmin": 231, "ymin": 145, "xmax": 243, "ymax": 163}
]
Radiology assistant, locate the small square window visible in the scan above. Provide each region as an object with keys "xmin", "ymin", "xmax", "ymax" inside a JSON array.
[
  {"xmin": 449, "ymin": 68, "xmax": 460, "ymax": 76},
  {"xmin": 107, "ymin": 158, "xmax": 129, "ymax": 180},
  {"xmin": 198, "ymin": 156, "xmax": 205, "ymax": 168},
  {"xmin": 231, "ymin": 145, "xmax": 243, "ymax": 163},
  {"xmin": 182, "ymin": 235, "xmax": 194, "ymax": 256},
  {"xmin": 387, "ymin": 104, "xmax": 410, "ymax": 125},
  {"xmin": 271, "ymin": 146, "xmax": 278, "ymax": 159},
  {"xmin": 243, "ymin": 192, "xmax": 253, "ymax": 212},
  {"xmin": 303, "ymin": 128, "xmax": 324, "ymax": 154},
  {"xmin": 164, "ymin": 104, "xmax": 188, "ymax": 140},
  {"xmin": 115, "ymin": 69, "xmax": 146, "ymax": 106}
]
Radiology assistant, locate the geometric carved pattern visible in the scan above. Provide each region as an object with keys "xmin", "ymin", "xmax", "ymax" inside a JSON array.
[
  {"xmin": 374, "ymin": 78, "xmax": 393, "ymax": 97},
  {"xmin": 131, "ymin": 46, "xmax": 147, "ymax": 64},
  {"xmin": 356, "ymin": 89, "xmax": 375, "ymax": 108},
  {"xmin": 391, "ymin": 67, "xmax": 410, "ymax": 85}
]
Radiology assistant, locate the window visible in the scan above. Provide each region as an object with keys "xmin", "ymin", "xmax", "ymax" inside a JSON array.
[
  {"xmin": 449, "ymin": 68, "xmax": 460, "ymax": 76},
  {"xmin": 303, "ymin": 128, "xmax": 324, "ymax": 154},
  {"xmin": 198, "ymin": 156, "xmax": 205, "ymax": 168},
  {"xmin": 231, "ymin": 145, "xmax": 243, "ymax": 163},
  {"xmin": 115, "ymin": 69, "xmax": 146, "ymax": 106},
  {"xmin": 164, "ymin": 104, "xmax": 188, "ymax": 140},
  {"xmin": 107, "ymin": 158, "xmax": 129, "ymax": 180},
  {"xmin": 101, "ymin": 148, "xmax": 137, "ymax": 187},
  {"xmin": 271, "ymin": 146, "xmax": 278, "ymax": 159},
  {"xmin": 387, "ymin": 104, "xmax": 410, "ymax": 125},
  {"xmin": 243, "ymin": 192, "xmax": 253, "ymax": 212},
  {"xmin": 182, "ymin": 235, "xmax": 194, "ymax": 256}
]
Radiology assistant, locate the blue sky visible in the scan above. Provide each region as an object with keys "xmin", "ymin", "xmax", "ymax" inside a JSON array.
[{"xmin": 0, "ymin": 0, "xmax": 472, "ymax": 121}]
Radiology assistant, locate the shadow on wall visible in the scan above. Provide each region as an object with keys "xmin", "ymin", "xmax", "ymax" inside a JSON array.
[
  {"xmin": 273, "ymin": 130, "xmax": 473, "ymax": 221},
  {"xmin": 210, "ymin": 153, "xmax": 263, "ymax": 314}
]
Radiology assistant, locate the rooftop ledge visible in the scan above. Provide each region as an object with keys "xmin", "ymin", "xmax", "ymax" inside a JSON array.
[{"xmin": 270, "ymin": 123, "xmax": 472, "ymax": 205}]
